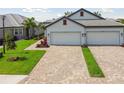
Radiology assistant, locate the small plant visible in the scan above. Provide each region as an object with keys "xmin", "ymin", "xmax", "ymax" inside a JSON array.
[
  {"xmin": 5, "ymin": 33, "xmax": 16, "ymax": 50},
  {"xmin": 7, "ymin": 56, "xmax": 27, "ymax": 62},
  {"xmin": 36, "ymin": 37, "xmax": 49, "ymax": 48}
]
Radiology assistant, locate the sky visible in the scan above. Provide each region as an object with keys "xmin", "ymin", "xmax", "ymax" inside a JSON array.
[{"xmin": 0, "ymin": 8, "xmax": 124, "ymax": 22}]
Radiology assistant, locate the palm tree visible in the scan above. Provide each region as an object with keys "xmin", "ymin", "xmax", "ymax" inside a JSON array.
[
  {"xmin": 64, "ymin": 11, "xmax": 72, "ymax": 16},
  {"xmin": 37, "ymin": 22, "xmax": 46, "ymax": 39},
  {"xmin": 38, "ymin": 22, "xmax": 46, "ymax": 31},
  {"xmin": 93, "ymin": 11, "xmax": 102, "ymax": 17},
  {"xmin": 23, "ymin": 17, "xmax": 37, "ymax": 39}
]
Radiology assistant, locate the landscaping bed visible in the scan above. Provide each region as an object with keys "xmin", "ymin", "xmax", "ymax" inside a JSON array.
[
  {"xmin": 0, "ymin": 39, "xmax": 46, "ymax": 75},
  {"xmin": 82, "ymin": 47, "xmax": 104, "ymax": 77}
]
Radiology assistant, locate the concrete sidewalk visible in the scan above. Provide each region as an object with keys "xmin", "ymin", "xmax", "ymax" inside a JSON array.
[{"xmin": 0, "ymin": 75, "xmax": 28, "ymax": 84}]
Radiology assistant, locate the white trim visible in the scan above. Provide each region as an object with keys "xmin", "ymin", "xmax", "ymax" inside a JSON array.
[
  {"xmin": 86, "ymin": 31, "xmax": 120, "ymax": 45},
  {"xmin": 14, "ymin": 28, "xmax": 23, "ymax": 36},
  {"xmin": 50, "ymin": 32, "xmax": 81, "ymax": 45}
]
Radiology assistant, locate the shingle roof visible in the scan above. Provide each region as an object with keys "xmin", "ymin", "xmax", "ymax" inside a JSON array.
[
  {"xmin": 75, "ymin": 19, "xmax": 124, "ymax": 27},
  {"xmin": 46, "ymin": 16, "xmax": 86, "ymax": 28},
  {"xmin": 45, "ymin": 8, "xmax": 124, "ymax": 28},
  {"xmin": 0, "ymin": 14, "xmax": 26, "ymax": 28},
  {"xmin": 43, "ymin": 18, "xmax": 61, "ymax": 26},
  {"xmin": 0, "ymin": 14, "xmax": 39, "ymax": 28},
  {"xmin": 67, "ymin": 8, "xmax": 105, "ymax": 19}
]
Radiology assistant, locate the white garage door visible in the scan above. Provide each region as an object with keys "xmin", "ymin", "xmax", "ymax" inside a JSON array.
[
  {"xmin": 87, "ymin": 31, "xmax": 120, "ymax": 45},
  {"xmin": 50, "ymin": 32, "xmax": 81, "ymax": 45}
]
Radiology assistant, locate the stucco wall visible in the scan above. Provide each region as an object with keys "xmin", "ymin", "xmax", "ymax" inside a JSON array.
[
  {"xmin": 69, "ymin": 10, "xmax": 101, "ymax": 20},
  {"xmin": 47, "ymin": 19, "xmax": 85, "ymax": 32},
  {"xmin": 0, "ymin": 27, "xmax": 26, "ymax": 40},
  {"xmin": 0, "ymin": 28, "xmax": 13, "ymax": 39},
  {"xmin": 46, "ymin": 18, "xmax": 85, "ymax": 45}
]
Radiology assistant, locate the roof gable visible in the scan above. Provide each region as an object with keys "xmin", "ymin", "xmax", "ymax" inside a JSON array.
[
  {"xmin": 46, "ymin": 16, "xmax": 85, "ymax": 28},
  {"xmin": 68, "ymin": 8, "xmax": 105, "ymax": 20},
  {"xmin": 45, "ymin": 8, "xmax": 124, "ymax": 28}
]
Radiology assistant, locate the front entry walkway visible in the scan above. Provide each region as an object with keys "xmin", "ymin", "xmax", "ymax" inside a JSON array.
[{"xmin": 25, "ymin": 46, "xmax": 89, "ymax": 84}]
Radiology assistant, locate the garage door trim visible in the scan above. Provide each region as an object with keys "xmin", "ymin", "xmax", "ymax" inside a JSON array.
[
  {"xmin": 50, "ymin": 31, "xmax": 81, "ymax": 45},
  {"xmin": 86, "ymin": 31, "xmax": 120, "ymax": 45}
]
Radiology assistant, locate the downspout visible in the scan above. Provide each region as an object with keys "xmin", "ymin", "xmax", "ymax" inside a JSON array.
[
  {"xmin": 84, "ymin": 28, "xmax": 87, "ymax": 46},
  {"xmin": 82, "ymin": 27, "xmax": 87, "ymax": 46},
  {"xmin": 85, "ymin": 31, "xmax": 87, "ymax": 46},
  {"xmin": 45, "ymin": 29, "xmax": 49, "ymax": 45}
]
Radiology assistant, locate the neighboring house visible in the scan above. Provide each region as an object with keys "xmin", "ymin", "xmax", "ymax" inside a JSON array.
[
  {"xmin": 45, "ymin": 8, "xmax": 124, "ymax": 46},
  {"xmin": 43, "ymin": 19, "xmax": 56, "ymax": 26},
  {"xmin": 0, "ymin": 14, "xmax": 41, "ymax": 40}
]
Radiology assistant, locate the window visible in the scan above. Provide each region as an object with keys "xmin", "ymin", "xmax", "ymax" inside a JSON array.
[
  {"xmin": 14, "ymin": 28, "xmax": 23, "ymax": 36},
  {"xmin": 63, "ymin": 19, "xmax": 67, "ymax": 25},
  {"xmin": 80, "ymin": 11, "xmax": 84, "ymax": 16}
]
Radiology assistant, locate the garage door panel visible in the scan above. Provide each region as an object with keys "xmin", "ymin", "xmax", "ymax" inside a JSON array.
[
  {"xmin": 87, "ymin": 31, "xmax": 120, "ymax": 45},
  {"xmin": 51, "ymin": 32, "xmax": 81, "ymax": 45}
]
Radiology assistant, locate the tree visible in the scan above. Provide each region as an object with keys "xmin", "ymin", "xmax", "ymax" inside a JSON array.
[
  {"xmin": 93, "ymin": 11, "xmax": 102, "ymax": 17},
  {"xmin": 2, "ymin": 15, "xmax": 6, "ymax": 54},
  {"xmin": 23, "ymin": 17, "xmax": 37, "ymax": 39},
  {"xmin": 38, "ymin": 22, "xmax": 46, "ymax": 31},
  {"xmin": 5, "ymin": 33, "xmax": 16, "ymax": 50},
  {"xmin": 117, "ymin": 19, "xmax": 124, "ymax": 24},
  {"xmin": 37, "ymin": 22, "xmax": 46, "ymax": 39},
  {"xmin": 64, "ymin": 11, "xmax": 73, "ymax": 16}
]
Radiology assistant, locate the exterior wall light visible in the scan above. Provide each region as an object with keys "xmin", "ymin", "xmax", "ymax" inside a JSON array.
[
  {"xmin": 121, "ymin": 32, "xmax": 123, "ymax": 36},
  {"xmin": 48, "ymin": 33, "xmax": 50, "ymax": 36},
  {"xmin": 82, "ymin": 33, "xmax": 86, "ymax": 37}
]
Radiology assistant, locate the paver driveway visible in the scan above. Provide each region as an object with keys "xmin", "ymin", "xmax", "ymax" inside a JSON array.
[
  {"xmin": 23, "ymin": 42, "xmax": 124, "ymax": 84},
  {"xmin": 24, "ymin": 46, "xmax": 89, "ymax": 84},
  {"xmin": 89, "ymin": 46, "xmax": 124, "ymax": 83}
]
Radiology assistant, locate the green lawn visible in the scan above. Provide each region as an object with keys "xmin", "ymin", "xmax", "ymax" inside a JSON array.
[
  {"xmin": 0, "ymin": 39, "xmax": 46, "ymax": 75},
  {"xmin": 82, "ymin": 47, "xmax": 104, "ymax": 77}
]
